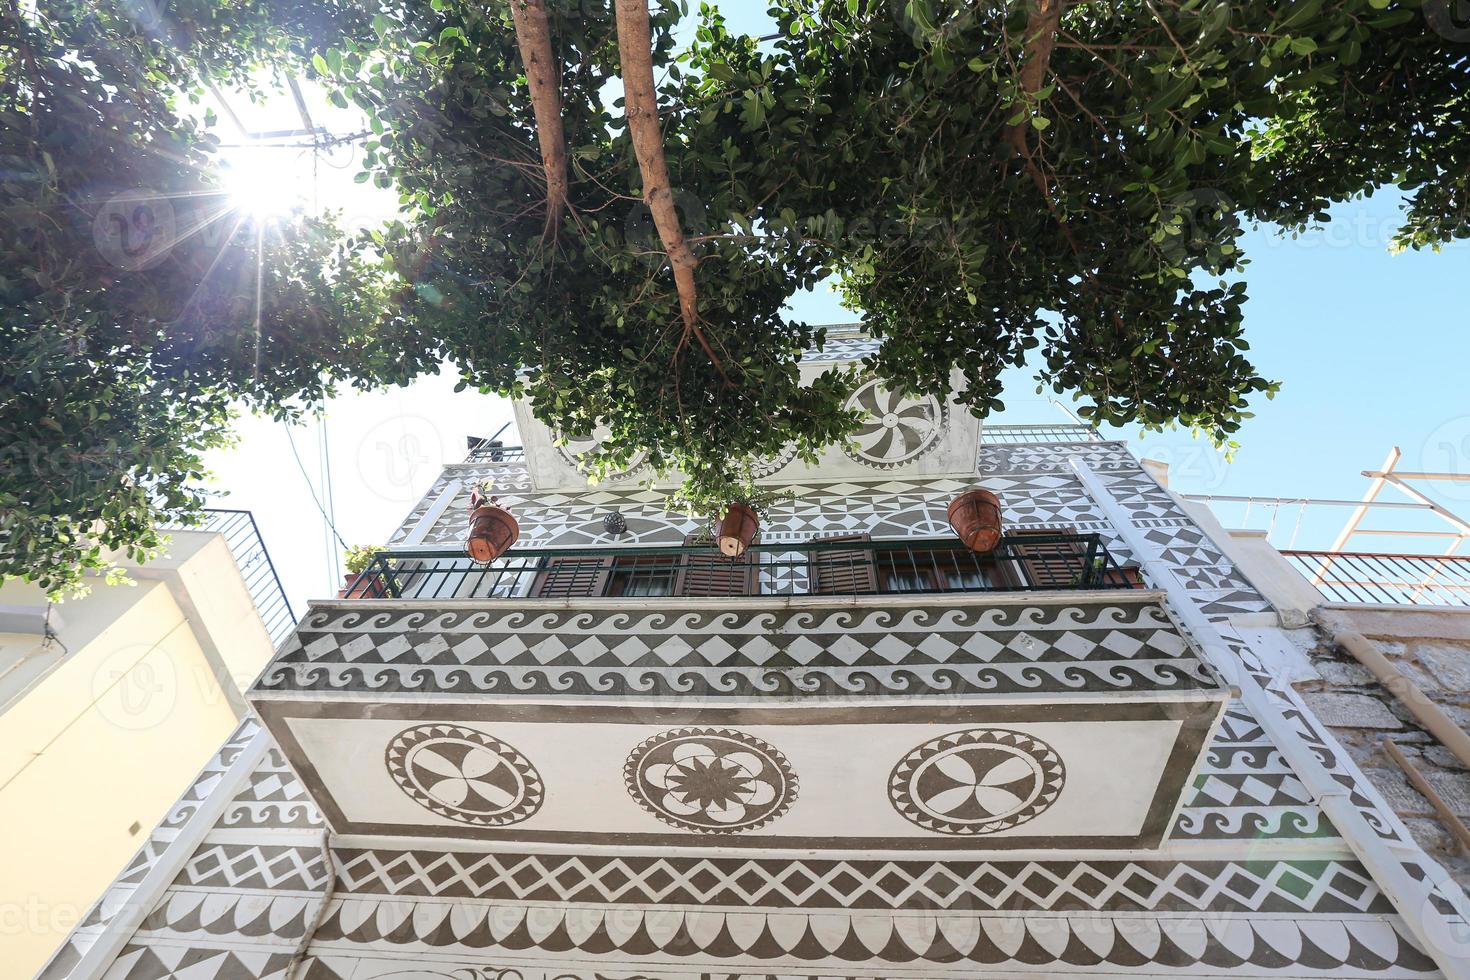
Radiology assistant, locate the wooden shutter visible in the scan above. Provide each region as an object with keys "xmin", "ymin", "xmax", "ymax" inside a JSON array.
[
  {"xmin": 808, "ymin": 533, "xmax": 878, "ymax": 595},
  {"xmin": 1010, "ymin": 528, "xmax": 1088, "ymax": 589},
  {"xmin": 529, "ymin": 555, "xmax": 614, "ymax": 598},
  {"xmin": 676, "ymin": 532, "xmax": 759, "ymax": 596}
]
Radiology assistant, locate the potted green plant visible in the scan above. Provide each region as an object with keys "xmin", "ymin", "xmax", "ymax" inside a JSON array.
[{"xmin": 339, "ymin": 545, "xmax": 387, "ymax": 598}]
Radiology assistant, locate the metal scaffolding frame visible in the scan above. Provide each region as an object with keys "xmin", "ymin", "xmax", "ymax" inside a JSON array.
[{"xmin": 1182, "ymin": 445, "xmax": 1470, "ymax": 605}]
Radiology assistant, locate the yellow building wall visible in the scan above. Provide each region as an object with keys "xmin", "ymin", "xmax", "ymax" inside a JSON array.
[{"xmin": 0, "ymin": 533, "xmax": 274, "ymax": 979}]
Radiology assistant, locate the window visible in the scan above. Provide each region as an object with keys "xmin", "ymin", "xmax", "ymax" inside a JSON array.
[
  {"xmin": 676, "ymin": 532, "xmax": 760, "ymax": 596},
  {"xmin": 1008, "ymin": 528, "xmax": 1090, "ymax": 589},
  {"xmin": 878, "ymin": 547, "xmax": 1000, "ymax": 593},
  {"xmin": 608, "ymin": 556, "xmax": 678, "ymax": 597},
  {"xmin": 808, "ymin": 534, "xmax": 879, "ymax": 594},
  {"xmin": 529, "ymin": 536, "xmax": 760, "ymax": 598}
]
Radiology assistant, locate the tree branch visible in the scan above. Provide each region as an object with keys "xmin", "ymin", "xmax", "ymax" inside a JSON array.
[
  {"xmin": 1002, "ymin": 0, "xmax": 1068, "ymax": 194},
  {"xmin": 612, "ymin": 0, "xmax": 729, "ymax": 386},
  {"xmin": 508, "ymin": 0, "xmax": 570, "ymax": 236}
]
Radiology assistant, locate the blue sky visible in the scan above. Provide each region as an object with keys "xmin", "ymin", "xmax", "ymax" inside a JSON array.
[{"xmin": 202, "ymin": 9, "xmax": 1470, "ymax": 614}]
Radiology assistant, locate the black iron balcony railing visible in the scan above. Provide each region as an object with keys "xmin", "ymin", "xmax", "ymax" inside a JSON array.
[
  {"xmin": 1283, "ymin": 550, "xmax": 1470, "ymax": 608},
  {"xmin": 342, "ymin": 533, "xmax": 1138, "ymax": 601},
  {"xmin": 464, "ymin": 440, "xmax": 526, "ymax": 463}
]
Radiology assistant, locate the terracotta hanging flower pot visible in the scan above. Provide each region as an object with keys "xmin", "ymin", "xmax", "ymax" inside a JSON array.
[
  {"xmin": 465, "ymin": 485, "xmax": 520, "ymax": 563},
  {"xmin": 947, "ymin": 487, "xmax": 1004, "ymax": 553},
  {"xmin": 716, "ymin": 501, "xmax": 760, "ymax": 558}
]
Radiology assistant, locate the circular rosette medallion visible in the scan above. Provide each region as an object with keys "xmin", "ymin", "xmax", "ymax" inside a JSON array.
[
  {"xmin": 889, "ymin": 728, "xmax": 1064, "ymax": 836},
  {"xmin": 555, "ymin": 425, "xmax": 647, "ymax": 482},
  {"xmin": 386, "ymin": 724, "xmax": 543, "ymax": 827},
  {"xmin": 748, "ymin": 442, "xmax": 800, "ymax": 479},
  {"xmin": 842, "ymin": 380, "xmax": 947, "ymax": 468},
  {"xmin": 624, "ymin": 728, "xmax": 797, "ymax": 833}
]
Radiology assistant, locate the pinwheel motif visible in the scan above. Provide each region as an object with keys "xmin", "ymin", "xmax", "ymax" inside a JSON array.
[
  {"xmin": 890, "ymin": 728, "xmax": 1064, "ymax": 835},
  {"xmin": 555, "ymin": 424, "xmax": 648, "ymax": 482},
  {"xmin": 386, "ymin": 725, "xmax": 543, "ymax": 826},
  {"xmin": 625, "ymin": 728, "xmax": 797, "ymax": 833},
  {"xmin": 842, "ymin": 381, "xmax": 946, "ymax": 468}
]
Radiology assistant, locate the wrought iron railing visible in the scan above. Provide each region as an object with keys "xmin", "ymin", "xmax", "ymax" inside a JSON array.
[
  {"xmin": 1283, "ymin": 550, "xmax": 1470, "ymax": 608},
  {"xmin": 464, "ymin": 441, "xmax": 526, "ymax": 463},
  {"xmin": 343, "ymin": 534, "xmax": 1137, "ymax": 601},
  {"xmin": 981, "ymin": 423, "xmax": 1103, "ymax": 444},
  {"xmin": 164, "ymin": 509, "xmax": 296, "ymax": 643}
]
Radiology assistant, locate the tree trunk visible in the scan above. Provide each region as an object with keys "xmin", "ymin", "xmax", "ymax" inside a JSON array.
[
  {"xmin": 612, "ymin": 0, "xmax": 705, "ymax": 345},
  {"xmin": 509, "ymin": 0, "xmax": 569, "ymax": 235},
  {"xmin": 1002, "ymin": 0, "xmax": 1067, "ymax": 192}
]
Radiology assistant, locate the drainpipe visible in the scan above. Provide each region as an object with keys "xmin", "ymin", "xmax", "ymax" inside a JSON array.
[
  {"xmin": 1316, "ymin": 619, "xmax": 1470, "ymax": 771},
  {"xmin": 1070, "ymin": 459, "xmax": 1470, "ymax": 979}
]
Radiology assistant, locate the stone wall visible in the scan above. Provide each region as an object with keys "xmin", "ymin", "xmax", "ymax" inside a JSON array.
[{"xmin": 1297, "ymin": 626, "xmax": 1470, "ymax": 886}]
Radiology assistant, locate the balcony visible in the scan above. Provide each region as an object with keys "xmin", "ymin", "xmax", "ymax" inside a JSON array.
[
  {"xmin": 463, "ymin": 440, "xmax": 526, "ymax": 463},
  {"xmin": 1283, "ymin": 550, "xmax": 1470, "ymax": 608},
  {"xmin": 249, "ymin": 525, "xmax": 1221, "ymax": 853},
  {"xmin": 346, "ymin": 532, "xmax": 1141, "ymax": 601}
]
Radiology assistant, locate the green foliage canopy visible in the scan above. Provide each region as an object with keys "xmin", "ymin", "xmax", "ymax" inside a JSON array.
[{"xmin": 2, "ymin": 0, "xmax": 1466, "ymax": 593}]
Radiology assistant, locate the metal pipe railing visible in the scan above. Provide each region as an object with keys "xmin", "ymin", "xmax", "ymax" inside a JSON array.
[
  {"xmin": 981, "ymin": 424, "xmax": 1102, "ymax": 444},
  {"xmin": 164, "ymin": 509, "xmax": 297, "ymax": 644},
  {"xmin": 1283, "ymin": 550, "xmax": 1470, "ymax": 607},
  {"xmin": 346, "ymin": 533, "xmax": 1135, "ymax": 601},
  {"xmin": 463, "ymin": 441, "xmax": 526, "ymax": 463}
]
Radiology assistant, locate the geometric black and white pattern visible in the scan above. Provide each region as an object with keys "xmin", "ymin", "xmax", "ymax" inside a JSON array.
[
  {"xmin": 842, "ymin": 379, "xmax": 948, "ymax": 469},
  {"xmin": 49, "ymin": 430, "xmax": 1470, "ymax": 980},
  {"xmin": 385, "ymin": 724, "xmax": 543, "ymax": 827},
  {"xmin": 889, "ymin": 728, "xmax": 1065, "ymax": 835},
  {"xmin": 1171, "ymin": 702, "xmax": 1340, "ymax": 842},
  {"xmin": 254, "ymin": 598, "xmax": 1220, "ymax": 701},
  {"xmin": 624, "ymin": 728, "xmax": 797, "ymax": 833}
]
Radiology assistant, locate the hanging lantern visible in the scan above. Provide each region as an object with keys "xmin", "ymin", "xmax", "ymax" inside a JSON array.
[
  {"xmin": 715, "ymin": 502, "xmax": 760, "ymax": 558},
  {"xmin": 947, "ymin": 488, "xmax": 1003, "ymax": 553},
  {"xmin": 465, "ymin": 485, "xmax": 520, "ymax": 563}
]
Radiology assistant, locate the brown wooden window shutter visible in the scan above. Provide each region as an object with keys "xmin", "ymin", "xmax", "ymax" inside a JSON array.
[
  {"xmin": 808, "ymin": 533, "xmax": 878, "ymax": 595},
  {"xmin": 1009, "ymin": 527, "xmax": 1087, "ymax": 589},
  {"xmin": 529, "ymin": 555, "xmax": 614, "ymax": 598},
  {"xmin": 675, "ymin": 532, "xmax": 759, "ymax": 596}
]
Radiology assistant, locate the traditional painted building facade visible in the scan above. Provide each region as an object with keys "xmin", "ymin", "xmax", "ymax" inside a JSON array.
[{"xmin": 38, "ymin": 330, "xmax": 1470, "ymax": 979}]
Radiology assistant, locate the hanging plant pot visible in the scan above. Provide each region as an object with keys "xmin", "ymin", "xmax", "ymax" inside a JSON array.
[
  {"xmin": 465, "ymin": 486, "xmax": 520, "ymax": 564},
  {"xmin": 715, "ymin": 501, "xmax": 760, "ymax": 558},
  {"xmin": 947, "ymin": 488, "xmax": 1004, "ymax": 553}
]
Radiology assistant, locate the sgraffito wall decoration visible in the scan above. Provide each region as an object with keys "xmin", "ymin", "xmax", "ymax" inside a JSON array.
[{"xmin": 40, "ymin": 423, "xmax": 1469, "ymax": 980}]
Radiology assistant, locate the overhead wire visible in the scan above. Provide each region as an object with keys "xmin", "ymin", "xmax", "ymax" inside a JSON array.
[{"xmin": 283, "ymin": 419, "xmax": 349, "ymax": 552}]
